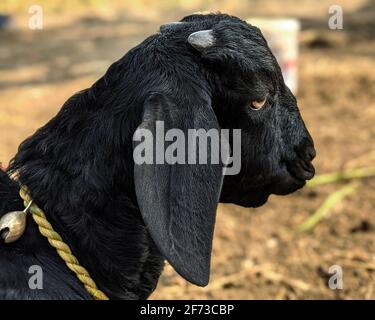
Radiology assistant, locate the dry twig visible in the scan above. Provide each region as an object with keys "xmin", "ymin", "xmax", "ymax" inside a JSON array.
[
  {"xmin": 307, "ymin": 167, "xmax": 375, "ymax": 187},
  {"xmin": 297, "ymin": 182, "xmax": 359, "ymax": 232}
]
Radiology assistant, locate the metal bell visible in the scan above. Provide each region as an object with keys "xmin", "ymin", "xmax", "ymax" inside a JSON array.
[
  {"xmin": 0, "ymin": 201, "xmax": 32, "ymax": 243},
  {"xmin": 0, "ymin": 210, "xmax": 27, "ymax": 243}
]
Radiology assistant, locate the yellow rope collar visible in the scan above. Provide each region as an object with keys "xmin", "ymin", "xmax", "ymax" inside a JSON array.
[{"xmin": 19, "ymin": 186, "xmax": 109, "ymax": 300}]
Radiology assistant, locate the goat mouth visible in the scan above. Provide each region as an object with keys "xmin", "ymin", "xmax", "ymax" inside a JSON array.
[{"xmin": 285, "ymin": 160, "xmax": 315, "ymax": 185}]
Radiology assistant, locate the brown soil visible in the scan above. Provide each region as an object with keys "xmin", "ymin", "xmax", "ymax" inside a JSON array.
[{"xmin": 0, "ymin": 0, "xmax": 374, "ymax": 299}]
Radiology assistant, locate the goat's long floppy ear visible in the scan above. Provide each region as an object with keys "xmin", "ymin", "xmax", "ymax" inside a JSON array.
[{"xmin": 133, "ymin": 92, "xmax": 224, "ymax": 286}]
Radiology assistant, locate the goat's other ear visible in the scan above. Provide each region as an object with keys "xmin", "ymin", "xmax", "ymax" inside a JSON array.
[
  {"xmin": 188, "ymin": 30, "xmax": 215, "ymax": 51},
  {"xmin": 133, "ymin": 92, "xmax": 223, "ymax": 286}
]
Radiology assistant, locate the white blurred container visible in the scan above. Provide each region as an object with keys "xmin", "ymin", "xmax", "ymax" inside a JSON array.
[{"xmin": 247, "ymin": 18, "xmax": 300, "ymax": 94}]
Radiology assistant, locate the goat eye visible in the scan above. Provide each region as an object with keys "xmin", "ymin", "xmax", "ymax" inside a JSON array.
[{"xmin": 250, "ymin": 98, "xmax": 267, "ymax": 110}]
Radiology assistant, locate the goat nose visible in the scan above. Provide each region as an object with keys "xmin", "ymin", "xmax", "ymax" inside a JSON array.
[
  {"xmin": 295, "ymin": 142, "xmax": 316, "ymax": 162},
  {"xmin": 307, "ymin": 145, "xmax": 316, "ymax": 161}
]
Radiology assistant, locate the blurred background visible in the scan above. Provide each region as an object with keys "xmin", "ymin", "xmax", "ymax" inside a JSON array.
[{"xmin": 0, "ymin": 0, "xmax": 374, "ymax": 299}]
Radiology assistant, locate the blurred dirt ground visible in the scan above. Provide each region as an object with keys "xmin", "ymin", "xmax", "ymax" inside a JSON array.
[{"xmin": 0, "ymin": 0, "xmax": 374, "ymax": 299}]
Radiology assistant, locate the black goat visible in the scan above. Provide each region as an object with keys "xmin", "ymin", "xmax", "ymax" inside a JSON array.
[{"xmin": 0, "ymin": 13, "xmax": 315, "ymax": 299}]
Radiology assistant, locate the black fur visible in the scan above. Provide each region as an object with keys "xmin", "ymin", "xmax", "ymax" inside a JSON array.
[{"xmin": 0, "ymin": 14, "xmax": 315, "ymax": 299}]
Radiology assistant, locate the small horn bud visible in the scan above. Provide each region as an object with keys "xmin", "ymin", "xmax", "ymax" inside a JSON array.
[
  {"xmin": 0, "ymin": 211, "xmax": 27, "ymax": 243},
  {"xmin": 188, "ymin": 30, "xmax": 215, "ymax": 51}
]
